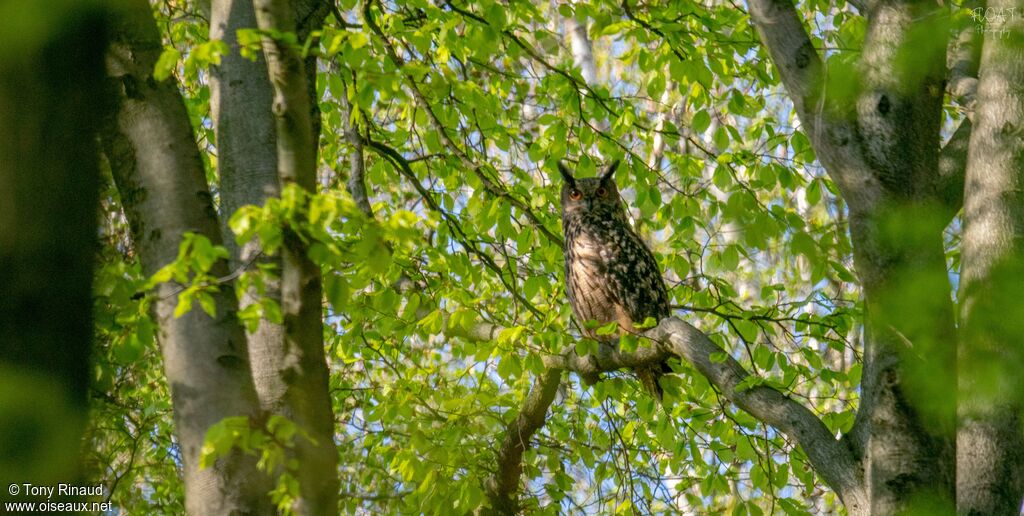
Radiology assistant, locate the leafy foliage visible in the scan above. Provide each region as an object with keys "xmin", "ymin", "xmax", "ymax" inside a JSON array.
[{"xmin": 84, "ymin": 0, "xmax": 897, "ymax": 513}]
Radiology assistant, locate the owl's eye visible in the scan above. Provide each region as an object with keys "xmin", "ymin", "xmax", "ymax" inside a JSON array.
[
  {"xmin": 569, "ymin": 189, "xmax": 582, "ymax": 200},
  {"xmin": 596, "ymin": 187, "xmax": 608, "ymax": 197}
]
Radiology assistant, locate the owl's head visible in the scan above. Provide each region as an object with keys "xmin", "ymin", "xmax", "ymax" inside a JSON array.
[{"xmin": 557, "ymin": 160, "xmax": 626, "ymax": 222}]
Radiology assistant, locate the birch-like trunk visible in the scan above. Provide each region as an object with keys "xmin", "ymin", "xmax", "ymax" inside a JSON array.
[
  {"xmin": 100, "ymin": 1, "xmax": 271, "ymax": 513},
  {"xmin": 749, "ymin": 0, "xmax": 959, "ymax": 511},
  {"xmin": 958, "ymin": 1, "xmax": 1024, "ymax": 512},
  {"xmin": 252, "ymin": 0, "xmax": 338, "ymax": 512}
]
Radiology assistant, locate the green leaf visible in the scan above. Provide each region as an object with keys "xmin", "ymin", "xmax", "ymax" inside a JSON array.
[
  {"xmin": 174, "ymin": 288, "xmax": 195, "ymax": 318},
  {"xmin": 692, "ymin": 110, "xmax": 711, "ymax": 134},
  {"xmin": 595, "ymin": 321, "xmax": 619, "ymax": 336},
  {"xmin": 263, "ymin": 299, "xmax": 283, "ymax": 325},
  {"xmin": 197, "ymin": 291, "xmax": 217, "ymax": 318},
  {"xmin": 153, "ymin": 47, "xmax": 180, "ymax": 81}
]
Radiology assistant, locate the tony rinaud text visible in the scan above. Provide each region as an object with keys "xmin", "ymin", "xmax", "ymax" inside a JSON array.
[{"xmin": 10, "ymin": 483, "xmax": 104, "ymax": 498}]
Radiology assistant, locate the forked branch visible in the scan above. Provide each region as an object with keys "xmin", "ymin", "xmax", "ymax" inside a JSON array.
[{"xmin": 481, "ymin": 317, "xmax": 868, "ymax": 513}]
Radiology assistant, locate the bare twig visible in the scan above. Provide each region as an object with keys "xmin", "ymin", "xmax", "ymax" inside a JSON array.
[{"xmin": 339, "ymin": 69, "xmax": 374, "ymax": 217}]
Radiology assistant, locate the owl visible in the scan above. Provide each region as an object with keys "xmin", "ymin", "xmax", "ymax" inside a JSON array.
[{"xmin": 558, "ymin": 159, "xmax": 672, "ymax": 401}]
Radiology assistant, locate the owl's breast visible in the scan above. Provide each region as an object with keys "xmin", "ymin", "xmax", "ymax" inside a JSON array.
[
  {"xmin": 564, "ymin": 222, "xmax": 625, "ymax": 337},
  {"xmin": 569, "ymin": 231, "xmax": 618, "ymax": 266}
]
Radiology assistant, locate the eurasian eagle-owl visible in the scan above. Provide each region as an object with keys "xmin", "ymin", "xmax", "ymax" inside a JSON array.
[{"xmin": 558, "ymin": 159, "xmax": 671, "ymax": 401}]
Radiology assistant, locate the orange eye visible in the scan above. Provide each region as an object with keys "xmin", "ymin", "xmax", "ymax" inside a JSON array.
[
  {"xmin": 569, "ymin": 189, "xmax": 582, "ymax": 200},
  {"xmin": 596, "ymin": 187, "xmax": 607, "ymax": 197}
]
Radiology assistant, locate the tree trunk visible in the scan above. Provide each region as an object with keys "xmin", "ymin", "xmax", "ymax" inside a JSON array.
[
  {"xmin": 208, "ymin": 0, "xmax": 292, "ymax": 438},
  {"xmin": 100, "ymin": 1, "xmax": 271, "ymax": 513},
  {"xmin": 958, "ymin": 0, "xmax": 1024, "ymax": 512},
  {"xmin": 849, "ymin": 3, "xmax": 959, "ymax": 512},
  {"xmin": 0, "ymin": 0, "xmax": 109, "ymax": 490},
  {"xmin": 252, "ymin": 0, "xmax": 338, "ymax": 513},
  {"xmin": 749, "ymin": 0, "xmax": 958, "ymax": 511}
]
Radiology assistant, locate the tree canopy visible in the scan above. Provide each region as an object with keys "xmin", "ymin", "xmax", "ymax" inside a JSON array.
[{"xmin": 5, "ymin": 0, "xmax": 1023, "ymax": 513}]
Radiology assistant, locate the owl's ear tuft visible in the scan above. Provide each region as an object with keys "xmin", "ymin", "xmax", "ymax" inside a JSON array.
[
  {"xmin": 557, "ymin": 161, "xmax": 577, "ymax": 185},
  {"xmin": 601, "ymin": 159, "xmax": 621, "ymax": 183}
]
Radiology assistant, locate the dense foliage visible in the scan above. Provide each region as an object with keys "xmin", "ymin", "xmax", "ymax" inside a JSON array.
[{"xmin": 86, "ymin": 0, "xmax": 965, "ymax": 512}]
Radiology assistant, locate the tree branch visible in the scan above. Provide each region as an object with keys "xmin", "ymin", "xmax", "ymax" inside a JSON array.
[
  {"xmin": 846, "ymin": 0, "xmax": 868, "ymax": 14},
  {"xmin": 483, "ymin": 367, "xmax": 562, "ymax": 514},
  {"xmin": 936, "ymin": 118, "xmax": 971, "ymax": 221},
  {"xmin": 340, "ymin": 70, "xmax": 374, "ymax": 217},
  {"xmin": 646, "ymin": 318, "xmax": 867, "ymax": 511},
  {"xmin": 253, "ymin": 0, "xmax": 315, "ymax": 189},
  {"xmin": 747, "ymin": 0, "xmax": 878, "ymax": 211},
  {"xmin": 947, "ymin": 0, "xmax": 981, "ymax": 115},
  {"xmin": 363, "ymin": 0, "xmax": 564, "ymax": 248},
  {"xmin": 465, "ymin": 315, "xmax": 869, "ymax": 512}
]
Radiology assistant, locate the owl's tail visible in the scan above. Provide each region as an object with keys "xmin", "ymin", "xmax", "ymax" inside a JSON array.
[{"xmin": 636, "ymin": 362, "xmax": 672, "ymax": 406}]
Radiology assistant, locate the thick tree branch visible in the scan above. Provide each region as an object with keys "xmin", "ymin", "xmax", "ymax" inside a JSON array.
[
  {"xmin": 747, "ymin": 0, "xmax": 879, "ymax": 211},
  {"xmin": 468, "ymin": 316, "xmax": 869, "ymax": 512},
  {"xmin": 646, "ymin": 318, "xmax": 867, "ymax": 511},
  {"xmin": 483, "ymin": 368, "xmax": 562, "ymax": 514},
  {"xmin": 340, "ymin": 71, "xmax": 373, "ymax": 217},
  {"xmin": 931, "ymin": 1, "xmax": 979, "ymax": 223},
  {"xmin": 209, "ymin": 0, "xmax": 278, "ymax": 261},
  {"xmin": 253, "ymin": 0, "xmax": 315, "ymax": 189},
  {"xmin": 846, "ymin": 0, "xmax": 868, "ymax": 14},
  {"xmin": 936, "ymin": 118, "xmax": 971, "ymax": 221},
  {"xmin": 947, "ymin": 0, "xmax": 981, "ymax": 114},
  {"xmin": 542, "ymin": 339, "xmax": 671, "ymax": 374}
]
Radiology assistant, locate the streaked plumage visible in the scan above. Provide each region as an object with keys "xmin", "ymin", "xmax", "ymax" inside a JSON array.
[{"xmin": 558, "ymin": 159, "xmax": 671, "ymax": 400}]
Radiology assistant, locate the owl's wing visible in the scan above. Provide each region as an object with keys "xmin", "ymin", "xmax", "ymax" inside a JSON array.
[{"xmin": 607, "ymin": 232, "xmax": 671, "ymax": 323}]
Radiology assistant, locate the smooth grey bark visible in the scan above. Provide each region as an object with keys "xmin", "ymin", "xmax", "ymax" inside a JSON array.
[
  {"xmin": 100, "ymin": 1, "xmax": 271, "ymax": 513},
  {"xmin": 340, "ymin": 73, "xmax": 373, "ymax": 217},
  {"xmin": 208, "ymin": 0, "xmax": 292, "ymax": 451},
  {"xmin": 210, "ymin": 3, "xmax": 338, "ymax": 513},
  {"xmin": 566, "ymin": 16, "xmax": 598, "ymax": 86},
  {"xmin": 210, "ymin": 0, "xmax": 279, "ymax": 260},
  {"xmin": 0, "ymin": 0, "xmax": 109, "ymax": 489},
  {"xmin": 957, "ymin": 1, "xmax": 1024, "ymax": 512},
  {"xmin": 647, "ymin": 82, "xmax": 674, "ymax": 169},
  {"xmin": 749, "ymin": 0, "xmax": 958, "ymax": 512},
  {"xmin": 565, "ymin": 14, "xmax": 608, "ymax": 138},
  {"xmin": 210, "ymin": 1, "xmax": 337, "ymax": 512},
  {"xmin": 252, "ymin": 0, "xmax": 338, "ymax": 513}
]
